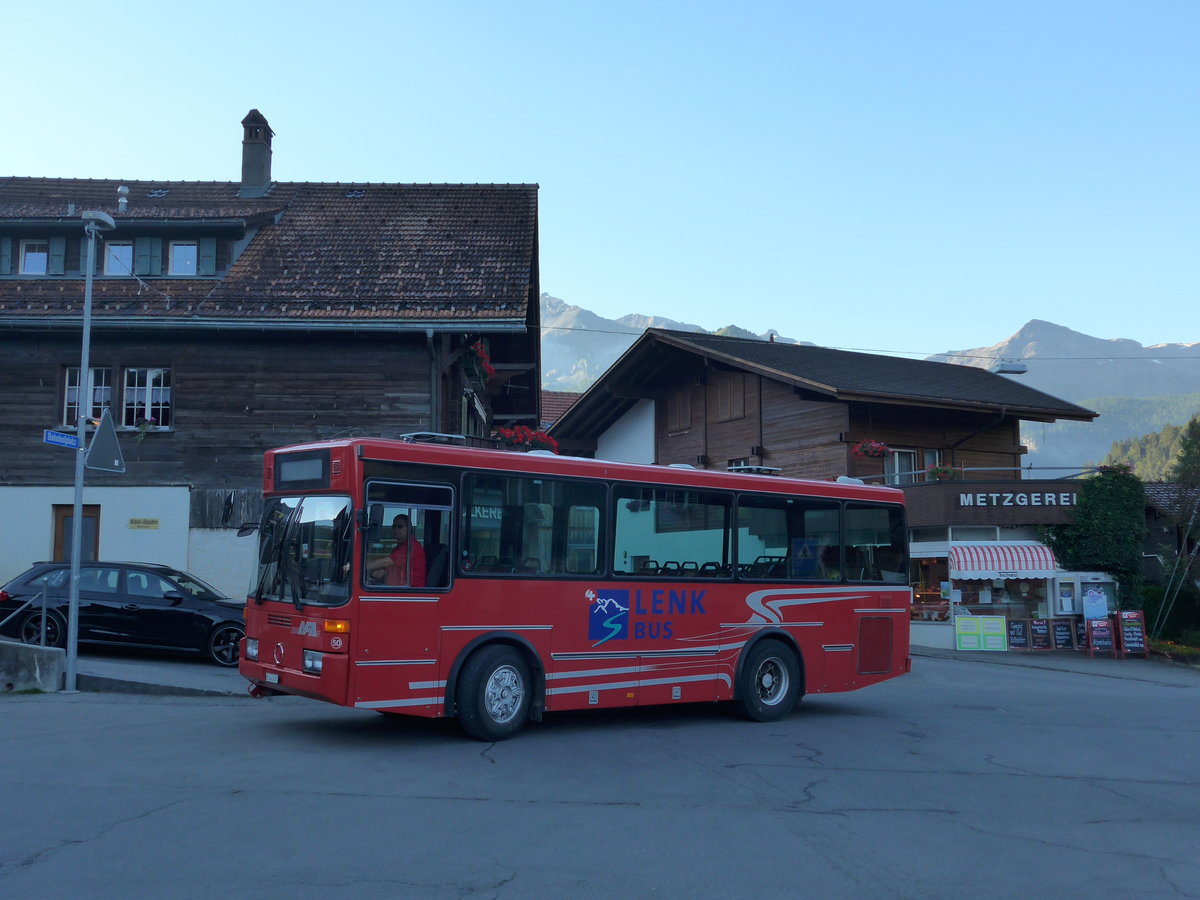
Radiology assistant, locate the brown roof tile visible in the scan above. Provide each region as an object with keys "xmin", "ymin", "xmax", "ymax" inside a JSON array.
[{"xmin": 0, "ymin": 178, "xmax": 538, "ymax": 325}]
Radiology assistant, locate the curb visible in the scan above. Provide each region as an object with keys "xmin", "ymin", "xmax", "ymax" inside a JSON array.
[{"xmin": 76, "ymin": 673, "xmax": 250, "ymax": 698}]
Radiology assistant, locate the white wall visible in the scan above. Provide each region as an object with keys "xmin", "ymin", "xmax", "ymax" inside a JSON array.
[
  {"xmin": 0, "ymin": 486, "xmax": 191, "ymax": 584},
  {"xmin": 596, "ymin": 399, "xmax": 655, "ymax": 464}
]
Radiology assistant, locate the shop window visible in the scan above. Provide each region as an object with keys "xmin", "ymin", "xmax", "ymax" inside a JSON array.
[{"xmin": 950, "ymin": 526, "xmax": 998, "ymax": 541}]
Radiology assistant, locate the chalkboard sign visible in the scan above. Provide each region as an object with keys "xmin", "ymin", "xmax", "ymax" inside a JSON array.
[
  {"xmin": 1087, "ymin": 619, "xmax": 1117, "ymax": 658},
  {"xmin": 1117, "ymin": 610, "xmax": 1148, "ymax": 658},
  {"xmin": 1051, "ymin": 617, "xmax": 1076, "ymax": 650},
  {"xmin": 1074, "ymin": 618, "xmax": 1087, "ymax": 649},
  {"xmin": 1029, "ymin": 618, "xmax": 1052, "ymax": 651},
  {"xmin": 1007, "ymin": 618, "xmax": 1030, "ymax": 650}
]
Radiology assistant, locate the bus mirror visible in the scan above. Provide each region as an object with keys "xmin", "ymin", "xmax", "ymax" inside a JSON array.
[{"xmin": 364, "ymin": 503, "xmax": 385, "ymax": 536}]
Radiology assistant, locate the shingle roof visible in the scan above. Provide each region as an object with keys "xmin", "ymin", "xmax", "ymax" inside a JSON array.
[
  {"xmin": 551, "ymin": 328, "xmax": 1096, "ymax": 439},
  {"xmin": 1144, "ymin": 482, "xmax": 1200, "ymax": 519},
  {"xmin": 540, "ymin": 390, "xmax": 581, "ymax": 427},
  {"xmin": 0, "ymin": 177, "xmax": 538, "ymax": 325},
  {"xmin": 657, "ymin": 330, "xmax": 1095, "ymax": 418}
]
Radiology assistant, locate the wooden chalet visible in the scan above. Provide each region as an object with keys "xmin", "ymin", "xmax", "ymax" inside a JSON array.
[
  {"xmin": 548, "ymin": 328, "xmax": 1096, "ymax": 480},
  {"xmin": 0, "ymin": 110, "xmax": 539, "ymax": 594}
]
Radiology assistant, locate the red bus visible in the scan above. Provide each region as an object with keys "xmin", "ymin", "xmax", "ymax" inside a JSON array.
[{"xmin": 239, "ymin": 435, "xmax": 911, "ymax": 740}]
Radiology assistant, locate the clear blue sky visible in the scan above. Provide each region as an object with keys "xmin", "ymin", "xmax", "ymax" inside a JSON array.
[{"xmin": 4, "ymin": 1, "xmax": 1195, "ymax": 357}]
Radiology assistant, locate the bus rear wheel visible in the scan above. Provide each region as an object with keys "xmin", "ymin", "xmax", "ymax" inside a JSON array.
[
  {"xmin": 456, "ymin": 644, "xmax": 532, "ymax": 741},
  {"xmin": 734, "ymin": 639, "xmax": 801, "ymax": 722}
]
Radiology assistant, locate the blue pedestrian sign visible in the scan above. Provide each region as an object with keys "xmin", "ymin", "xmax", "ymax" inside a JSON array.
[{"xmin": 44, "ymin": 430, "xmax": 80, "ymax": 449}]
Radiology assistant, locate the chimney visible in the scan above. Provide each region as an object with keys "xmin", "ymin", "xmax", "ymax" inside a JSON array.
[{"xmin": 239, "ymin": 109, "xmax": 274, "ymax": 198}]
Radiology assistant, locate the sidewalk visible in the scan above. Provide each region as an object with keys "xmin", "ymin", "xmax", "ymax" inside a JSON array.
[
  {"xmin": 75, "ymin": 650, "xmax": 253, "ymax": 697},
  {"xmin": 912, "ymin": 644, "xmax": 1200, "ymax": 686}
]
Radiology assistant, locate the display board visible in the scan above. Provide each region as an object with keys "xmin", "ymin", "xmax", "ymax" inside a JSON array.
[
  {"xmin": 1051, "ymin": 617, "xmax": 1076, "ymax": 650},
  {"xmin": 1117, "ymin": 610, "xmax": 1148, "ymax": 658},
  {"xmin": 1074, "ymin": 618, "xmax": 1087, "ymax": 649},
  {"xmin": 1029, "ymin": 618, "xmax": 1052, "ymax": 651},
  {"xmin": 955, "ymin": 615, "xmax": 1007, "ymax": 651},
  {"xmin": 1007, "ymin": 618, "xmax": 1030, "ymax": 651},
  {"xmin": 1086, "ymin": 618, "xmax": 1117, "ymax": 658}
]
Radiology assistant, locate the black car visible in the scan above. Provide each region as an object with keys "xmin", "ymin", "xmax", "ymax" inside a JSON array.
[{"xmin": 0, "ymin": 561, "xmax": 245, "ymax": 666}]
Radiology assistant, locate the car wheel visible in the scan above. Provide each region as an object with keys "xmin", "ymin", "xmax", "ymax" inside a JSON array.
[
  {"xmin": 734, "ymin": 639, "xmax": 801, "ymax": 722},
  {"xmin": 456, "ymin": 644, "xmax": 532, "ymax": 741},
  {"xmin": 20, "ymin": 610, "xmax": 66, "ymax": 649},
  {"xmin": 207, "ymin": 623, "xmax": 244, "ymax": 667}
]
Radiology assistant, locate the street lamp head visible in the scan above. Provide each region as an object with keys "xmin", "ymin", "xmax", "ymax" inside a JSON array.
[{"xmin": 81, "ymin": 209, "xmax": 115, "ymax": 231}]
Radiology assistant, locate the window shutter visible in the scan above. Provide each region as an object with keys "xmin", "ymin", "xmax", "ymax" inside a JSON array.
[
  {"xmin": 134, "ymin": 237, "xmax": 162, "ymax": 276},
  {"xmin": 80, "ymin": 237, "xmax": 92, "ymax": 275},
  {"xmin": 198, "ymin": 237, "xmax": 217, "ymax": 276},
  {"xmin": 48, "ymin": 237, "xmax": 67, "ymax": 275},
  {"xmin": 0, "ymin": 237, "xmax": 10, "ymax": 274}
]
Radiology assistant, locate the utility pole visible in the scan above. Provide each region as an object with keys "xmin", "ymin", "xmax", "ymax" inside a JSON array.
[{"xmin": 64, "ymin": 210, "xmax": 115, "ymax": 691}]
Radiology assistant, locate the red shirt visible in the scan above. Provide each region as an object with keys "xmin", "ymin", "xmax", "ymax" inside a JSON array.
[{"xmin": 385, "ymin": 539, "xmax": 427, "ymax": 587}]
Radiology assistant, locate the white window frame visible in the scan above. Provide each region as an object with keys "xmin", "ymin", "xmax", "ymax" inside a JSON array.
[
  {"xmin": 20, "ymin": 239, "xmax": 49, "ymax": 274},
  {"xmin": 122, "ymin": 367, "xmax": 173, "ymax": 429},
  {"xmin": 103, "ymin": 241, "xmax": 134, "ymax": 276},
  {"xmin": 63, "ymin": 367, "xmax": 113, "ymax": 426},
  {"xmin": 168, "ymin": 241, "xmax": 198, "ymax": 276},
  {"xmin": 885, "ymin": 449, "xmax": 919, "ymax": 486}
]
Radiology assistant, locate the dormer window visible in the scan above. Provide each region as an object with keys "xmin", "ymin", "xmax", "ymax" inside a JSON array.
[
  {"xmin": 104, "ymin": 242, "xmax": 133, "ymax": 276},
  {"xmin": 20, "ymin": 240, "xmax": 49, "ymax": 274},
  {"xmin": 168, "ymin": 241, "xmax": 198, "ymax": 276}
]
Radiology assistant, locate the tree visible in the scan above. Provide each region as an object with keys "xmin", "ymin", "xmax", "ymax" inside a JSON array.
[
  {"xmin": 1041, "ymin": 465, "xmax": 1147, "ymax": 605},
  {"xmin": 1169, "ymin": 415, "xmax": 1200, "ymax": 487}
]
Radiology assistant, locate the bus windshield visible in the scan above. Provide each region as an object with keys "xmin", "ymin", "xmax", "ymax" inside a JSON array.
[{"xmin": 253, "ymin": 495, "xmax": 353, "ymax": 606}]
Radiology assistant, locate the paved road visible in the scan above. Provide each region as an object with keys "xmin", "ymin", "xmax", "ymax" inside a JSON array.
[{"xmin": 3, "ymin": 649, "xmax": 1197, "ymax": 899}]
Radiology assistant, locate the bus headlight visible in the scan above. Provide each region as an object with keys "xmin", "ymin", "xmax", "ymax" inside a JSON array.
[
  {"xmin": 245, "ymin": 638, "xmax": 259, "ymax": 661},
  {"xmin": 303, "ymin": 649, "xmax": 324, "ymax": 674}
]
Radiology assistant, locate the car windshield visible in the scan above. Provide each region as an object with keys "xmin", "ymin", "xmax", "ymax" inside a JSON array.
[
  {"xmin": 163, "ymin": 571, "xmax": 227, "ymax": 601},
  {"xmin": 253, "ymin": 495, "xmax": 353, "ymax": 607}
]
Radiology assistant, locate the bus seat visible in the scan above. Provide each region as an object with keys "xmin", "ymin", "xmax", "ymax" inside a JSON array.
[{"xmin": 425, "ymin": 543, "xmax": 449, "ymax": 587}]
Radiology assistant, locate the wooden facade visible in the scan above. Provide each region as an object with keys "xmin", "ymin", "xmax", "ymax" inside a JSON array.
[
  {"xmin": 0, "ymin": 110, "xmax": 539, "ymax": 587},
  {"xmin": 550, "ymin": 329, "xmax": 1097, "ymax": 492}
]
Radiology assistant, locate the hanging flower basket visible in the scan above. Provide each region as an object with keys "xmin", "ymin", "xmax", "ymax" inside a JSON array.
[
  {"xmin": 494, "ymin": 425, "xmax": 559, "ymax": 454},
  {"xmin": 469, "ymin": 339, "xmax": 496, "ymax": 382},
  {"xmin": 852, "ymin": 439, "xmax": 890, "ymax": 458}
]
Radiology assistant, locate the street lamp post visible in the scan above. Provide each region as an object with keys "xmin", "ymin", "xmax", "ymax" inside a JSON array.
[{"xmin": 65, "ymin": 210, "xmax": 115, "ymax": 692}]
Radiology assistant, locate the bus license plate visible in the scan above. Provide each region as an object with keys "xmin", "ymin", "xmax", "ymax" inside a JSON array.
[{"xmin": 266, "ymin": 673, "xmax": 279, "ymax": 684}]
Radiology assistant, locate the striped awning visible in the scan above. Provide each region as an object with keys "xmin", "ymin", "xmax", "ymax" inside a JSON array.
[{"xmin": 949, "ymin": 542, "xmax": 1059, "ymax": 579}]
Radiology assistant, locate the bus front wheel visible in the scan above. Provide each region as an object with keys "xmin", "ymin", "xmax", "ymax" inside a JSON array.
[
  {"xmin": 734, "ymin": 639, "xmax": 801, "ymax": 722},
  {"xmin": 456, "ymin": 644, "xmax": 532, "ymax": 741}
]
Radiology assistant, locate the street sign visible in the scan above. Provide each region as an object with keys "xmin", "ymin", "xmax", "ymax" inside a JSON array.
[
  {"xmin": 44, "ymin": 429, "xmax": 80, "ymax": 449},
  {"xmin": 84, "ymin": 408, "xmax": 126, "ymax": 473}
]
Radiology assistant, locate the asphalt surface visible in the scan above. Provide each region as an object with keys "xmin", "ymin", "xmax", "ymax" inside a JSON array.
[{"xmin": 70, "ymin": 642, "xmax": 1200, "ymax": 697}]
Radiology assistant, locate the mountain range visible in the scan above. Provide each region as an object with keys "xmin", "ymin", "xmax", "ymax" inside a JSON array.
[{"xmin": 540, "ymin": 295, "xmax": 1200, "ymax": 470}]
